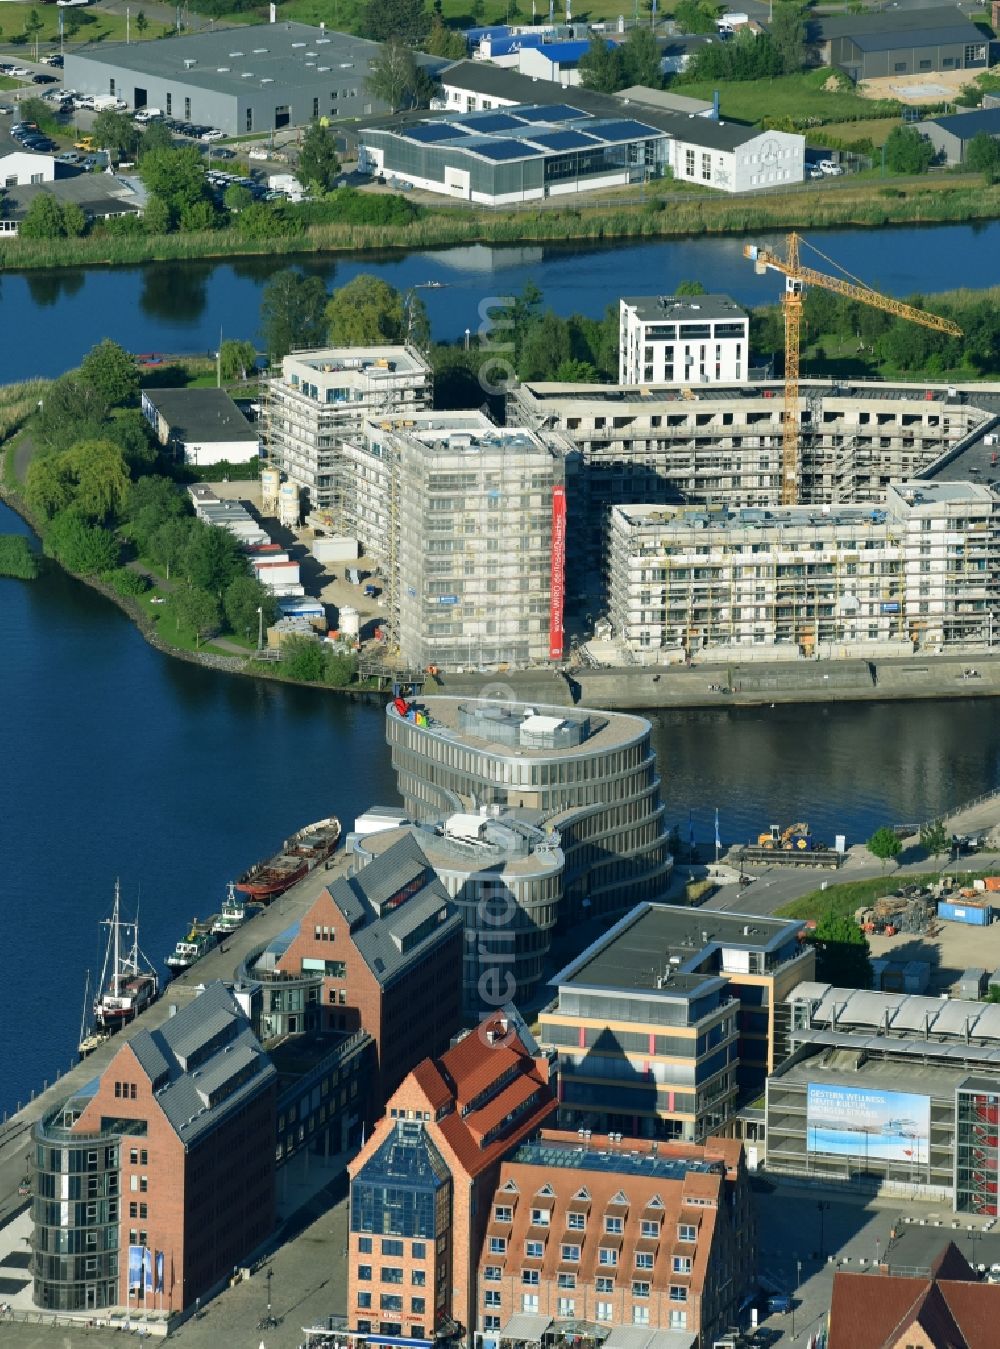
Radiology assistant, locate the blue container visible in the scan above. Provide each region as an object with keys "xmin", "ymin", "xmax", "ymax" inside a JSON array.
[{"xmin": 938, "ymin": 900, "xmax": 992, "ymax": 926}]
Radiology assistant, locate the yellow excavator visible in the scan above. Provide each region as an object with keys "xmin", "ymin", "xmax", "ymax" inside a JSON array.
[{"xmin": 758, "ymin": 823, "xmax": 814, "ymax": 851}]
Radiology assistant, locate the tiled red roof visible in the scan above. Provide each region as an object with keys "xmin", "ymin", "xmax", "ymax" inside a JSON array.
[
  {"xmin": 439, "ymin": 1021, "xmax": 524, "ymax": 1098},
  {"xmin": 411, "ymin": 1059, "xmax": 451, "ymax": 1110},
  {"xmin": 465, "ymin": 1072, "xmax": 543, "ymax": 1142}
]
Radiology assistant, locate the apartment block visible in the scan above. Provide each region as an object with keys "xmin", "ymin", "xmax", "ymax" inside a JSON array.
[
  {"xmin": 618, "ymin": 295, "xmax": 749, "ymax": 387},
  {"xmin": 32, "ymin": 983, "xmax": 276, "ymax": 1315},
  {"xmin": 263, "ymin": 346, "xmax": 432, "ymax": 514},
  {"xmin": 540, "ymin": 905, "xmax": 813, "ymax": 1141},
  {"xmin": 608, "ymin": 481, "xmax": 1000, "ymax": 662},
  {"xmin": 347, "ymin": 1009, "xmax": 558, "ymax": 1346},
  {"xmin": 271, "ymin": 832, "xmax": 464, "ymax": 1107},
  {"xmin": 349, "ymin": 806, "xmax": 566, "ymax": 1021},
  {"xmin": 475, "ymin": 1131, "xmax": 755, "ymax": 1349},
  {"xmin": 342, "ymin": 410, "xmax": 572, "ymax": 670},
  {"xmin": 387, "ymin": 696, "xmax": 673, "ymax": 934}
]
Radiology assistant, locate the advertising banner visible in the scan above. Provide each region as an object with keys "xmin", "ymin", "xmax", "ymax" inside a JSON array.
[
  {"xmin": 128, "ymin": 1245, "xmax": 143, "ymax": 1296},
  {"xmin": 144, "ymin": 1247, "xmax": 153, "ymax": 1293},
  {"xmin": 155, "ymin": 1251, "xmax": 165, "ymax": 1295},
  {"xmin": 548, "ymin": 485, "xmax": 566, "ymax": 661},
  {"xmin": 806, "ymin": 1083, "xmax": 929, "ymax": 1163}
]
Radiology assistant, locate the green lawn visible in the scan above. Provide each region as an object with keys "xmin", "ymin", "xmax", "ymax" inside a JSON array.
[
  {"xmin": 682, "ymin": 69, "xmax": 901, "ymax": 128},
  {"xmin": 0, "ymin": 3, "xmax": 167, "ymax": 50},
  {"xmin": 817, "ymin": 116, "xmax": 902, "ymax": 148},
  {"xmin": 775, "ymin": 874, "xmax": 941, "ymax": 924},
  {"xmin": 0, "ymin": 75, "xmax": 22, "ymax": 90}
]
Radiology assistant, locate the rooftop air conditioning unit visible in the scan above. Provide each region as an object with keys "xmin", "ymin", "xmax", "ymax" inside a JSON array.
[{"xmin": 184, "ymin": 58, "xmax": 196, "ymax": 67}]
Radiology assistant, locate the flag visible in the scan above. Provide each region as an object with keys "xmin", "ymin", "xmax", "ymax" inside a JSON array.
[
  {"xmin": 155, "ymin": 1251, "xmax": 164, "ymax": 1294},
  {"xmin": 144, "ymin": 1246, "xmax": 153, "ymax": 1293},
  {"xmin": 715, "ymin": 808, "xmax": 721, "ymax": 852},
  {"xmin": 688, "ymin": 809, "xmax": 695, "ymax": 852}
]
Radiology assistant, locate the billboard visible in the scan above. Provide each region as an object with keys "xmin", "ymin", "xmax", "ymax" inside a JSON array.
[
  {"xmin": 806, "ymin": 1084, "xmax": 930, "ymax": 1164},
  {"xmin": 549, "ymin": 485, "xmax": 566, "ymax": 661}
]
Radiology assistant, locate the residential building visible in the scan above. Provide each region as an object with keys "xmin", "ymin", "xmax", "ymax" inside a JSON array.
[
  {"xmin": 540, "ymin": 905, "xmax": 813, "ymax": 1141},
  {"xmin": 267, "ymin": 831, "xmax": 464, "ymax": 1106},
  {"xmin": 809, "ymin": 7, "xmax": 990, "ymax": 81},
  {"xmin": 263, "ymin": 345, "xmax": 432, "ymax": 515},
  {"xmin": 346, "ymin": 1008, "xmax": 558, "ymax": 1346},
  {"xmin": 0, "ymin": 151, "xmax": 55, "ymax": 187},
  {"xmin": 766, "ymin": 981, "xmax": 1000, "ymax": 1211},
  {"xmin": 917, "ymin": 107, "xmax": 1000, "ymax": 165},
  {"xmin": 141, "ymin": 387, "xmax": 259, "ymax": 467},
  {"xmin": 63, "ymin": 24, "xmax": 447, "ymax": 136},
  {"xmin": 387, "ymin": 696, "xmax": 673, "ymax": 929},
  {"xmin": 607, "ymin": 481, "xmax": 1000, "ymax": 663},
  {"xmin": 828, "ymin": 1241, "xmax": 997, "ymax": 1348},
  {"xmin": 0, "ymin": 176, "xmax": 142, "ymax": 237},
  {"xmin": 348, "ymin": 806, "xmax": 566, "ymax": 1020},
  {"xmin": 618, "ymin": 295, "xmax": 749, "ymax": 387},
  {"xmin": 474, "ymin": 1131, "xmax": 755, "ymax": 1349},
  {"xmin": 31, "ymin": 983, "xmax": 276, "ymax": 1315}
]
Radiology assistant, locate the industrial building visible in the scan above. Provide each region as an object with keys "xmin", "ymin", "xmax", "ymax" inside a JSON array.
[
  {"xmin": 342, "ymin": 410, "xmax": 572, "ymax": 671},
  {"xmin": 63, "ymin": 23, "xmax": 446, "ymax": 136},
  {"xmin": 917, "ymin": 107, "xmax": 1000, "ymax": 165},
  {"xmin": 766, "ymin": 981, "xmax": 1000, "ymax": 1212},
  {"xmin": 475, "ymin": 1131, "xmax": 755, "ymax": 1349},
  {"xmin": 507, "ymin": 378, "xmax": 999, "ymax": 586},
  {"xmin": 809, "ymin": 7, "xmax": 990, "ymax": 81},
  {"xmin": 0, "ymin": 150, "xmax": 54, "ymax": 188},
  {"xmin": 263, "ymin": 345, "xmax": 432, "ymax": 515},
  {"xmin": 347, "ymin": 1008, "xmax": 558, "ymax": 1347},
  {"xmin": 32, "ymin": 983, "xmax": 276, "ymax": 1315},
  {"xmin": 141, "ymin": 387, "xmax": 259, "ymax": 467},
  {"xmin": 386, "ymin": 696, "xmax": 674, "ymax": 929},
  {"xmin": 618, "ymin": 294, "xmax": 749, "ymax": 387},
  {"xmin": 348, "ymin": 806, "xmax": 565, "ymax": 1021},
  {"xmin": 608, "ymin": 481, "xmax": 1000, "ymax": 663},
  {"xmin": 539, "ymin": 904, "xmax": 813, "ymax": 1142}
]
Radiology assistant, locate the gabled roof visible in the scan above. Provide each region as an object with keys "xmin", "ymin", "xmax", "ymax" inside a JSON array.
[
  {"xmin": 811, "ymin": 6, "xmax": 984, "ymax": 42},
  {"xmin": 924, "ymin": 108, "xmax": 1000, "ymax": 141}
]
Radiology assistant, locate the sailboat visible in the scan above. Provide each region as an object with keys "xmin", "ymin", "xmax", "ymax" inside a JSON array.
[
  {"xmin": 92, "ymin": 881, "xmax": 159, "ymax": 1033},
  {"xmin": 78, "ymin": 969, "xmax": 110, "ymax": 1058}
]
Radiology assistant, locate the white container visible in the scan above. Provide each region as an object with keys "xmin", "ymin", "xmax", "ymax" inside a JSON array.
[
  {"xmin": 312, "ymin": 535, "xmax": 360, "ymax": 564},
  {"xmin": 278, "ymin": 481, "xmax": 299, "ymax": 527},
  {"xmin": 339, "ymin": 605, "xmax": 360, "ymax": 638}
]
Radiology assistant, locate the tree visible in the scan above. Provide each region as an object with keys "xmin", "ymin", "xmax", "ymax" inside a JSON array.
[
  {"xmin": 326, "ymin": 274, "xmax": 409, "ymax": 345},
  {"xmin": 126, "ymin": 476, "xmax": 189, "ymax": 554},
  {"xmin": 365, "ymin": 37, "xmax": 427, "ymax": 113},
  {"xmin": 134, "ymin": 8, "xmax": 148, "ymax": 35},
  {"xmin": 32, "ymin": 374, "xmax": 110, "ymax": 453},
  {"xmin": 79, "ymin": 339, "xmax": 139, "ymax": 408},
  {"xmin": 223, "ymin": 574, "xmax": 277, "ymax": 638},
  {"xmin": 259, "ymin": 269, "xmax": 330, "ymax": 359},
  {"xmin": 179, "ymin": 199, "xmax": 218, "ymax": 232},
  {"xmin": 61, "ymin": 201, "xmax": 86, "ymax": 238},
  {"xmin": 424, "ymin": 15, "xmax": 466, "ymax": 58},
  {"xmin": 769, "ymin": 2, "xmax": 806, "ymax": 75},
  {"xmin": 965, "ymin": 131, "xmax": 1000, "ymax": 179},
  {"xmin": 44, "ymin": 509, "xmax": 119, "ymax": 575},
  {"xmin": 182, "ymin": 521, "xmax": 247, "ymax": 594},
  {"xmin": 553, "ymin": 358, "xmax": 599, "ymax": 381},
  {"xmin": 143, "ymin": 195, "xmax": 172, "ymax": 235},
  {"xmin": 23, "ymin": 7, "xmax": 44, "ymax": 50},
  {"xmin": 884, "ymin": 125, "xmax": 934, "ymax": 175},
  {"xmin": 675, "ymin": 279, "xmax": 706, "ymax": 296},
  {"xmin": 25, "ymin": 454, "xmax": 74, "ymax": 520},
  {"xmin": 579, "ymin": 39, "xmax": 627, "ymax": 94},
  {"xmin": 59, "ymin": 439, "xmax": 131, "ymax": 521},
  {"xmin": 919, "ymin": 819, "xmax": 949, "ymax": 861},
  {"xmin": 622, "ymin": 27, "xmax": 661, "ymax": 89},
  {"xmin": 519, "ymin": 311, "xmax": 573, "ymax": 381},
  {"xmin": 361, "ymin": 0, "xmax": 430, "ymax": 45},
  {"xmin": 281, "ymin": 634, "xmax": 328, "ymax": 681},
  {"xmin": 93, "ymin": 109, "xmax": 140, "ymax": 160},
  {"xmin": 138, "ymin": 122, "xmax": 174, "ymax": 158},
  {"xmin": 172, "ymin": 584, "xmax": 222, "ymax": 647},
  {"xmin": 807, "ymin": 913, "xmax": 872, "ymax": 988},
  {"xmin": 219, "ymin": 338, "xmax": 257, "ymax": 382},
  {"xmin": 223, "ymin": 182, "xmax": 253, "ymax": 213},
  {"xmin": 148, "ymin": 517, "xmax": 194, "ymax": 578},
  {"xmin": 673, "ymin": 0, "xmax": 719, "ymax": 34},
  {"xmin": 103, "ymin": 408, "xmax": 157, "ymax": 474},
  {"xmin": 17, "ymin": 194, "xmax": 71, "ymax": 241},
  {"xmin": 138, "ymin": 146, "xmax": 210, "ymax": 216},
  {"xmin": 867, "ymin": 825, "xmax": 902, "ymax": 871},
  {"xmin": 298, "ymin": 121, "xmax": 340, "ymax": 194}
]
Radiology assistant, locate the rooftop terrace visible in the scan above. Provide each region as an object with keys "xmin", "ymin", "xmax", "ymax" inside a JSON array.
[{"xmin": 510, "ymin": 1136, "xmax": 722, "ymax": 1180}]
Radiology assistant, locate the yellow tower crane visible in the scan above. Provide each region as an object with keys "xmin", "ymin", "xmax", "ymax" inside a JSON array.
[{"xmin": 743, "ymin": 232, "xmax": 963, "ymax": 506}]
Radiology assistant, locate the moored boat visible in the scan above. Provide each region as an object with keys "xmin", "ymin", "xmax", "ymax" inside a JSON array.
[
  {"xmin": 236, "ymin": 815, "xmax": 341, "ymax": 901},
  {"xmin": 210, "ymin": 883, "xmax": 262, "ymax": 936},
  {"xmin": 165, "ymin": 919, "xmax": 220, "ymax": 976},
  {"xmin": 93, "ymin": 882, "xmax": 159, "ymax": 1033}
]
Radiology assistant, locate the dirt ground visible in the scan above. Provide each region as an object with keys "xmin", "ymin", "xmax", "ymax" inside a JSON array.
[
  {"xmin": 869, "ymin": 904, "xmax": 1000, "ymax": 994},
  {"xmin": 858, "ymin": 66, "xmax": 984, "ymax": 105}
]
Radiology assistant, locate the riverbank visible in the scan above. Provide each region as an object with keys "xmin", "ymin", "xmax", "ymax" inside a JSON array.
[{"xmin": 1, "ymin": 173, "xmax": 997, "ymax": 272}]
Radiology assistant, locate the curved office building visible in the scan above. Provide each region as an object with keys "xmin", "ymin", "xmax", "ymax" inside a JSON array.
[{"xmin": 386, "ymin": 697, "xmax": 673, "ymax": 928}]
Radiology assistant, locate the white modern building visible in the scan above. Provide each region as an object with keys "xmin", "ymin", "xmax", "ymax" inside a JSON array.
[
  {"xmin": 141, "ymin": 387, "xmax": 259, "ymax": 467},
  {"xmin": 608, "ymin": 481, "xmax": 1000, "ymax": 663},
  {"xmin": 618, "ymin": 293, "xmax": 750, "ymax": 386},
  {"xmin": 263, "ymin": 346, "xmax": 432, "ymax": 515},
  {"xmin": 0, "ymin": 151, "xmax": 55, "ymax": 188}
]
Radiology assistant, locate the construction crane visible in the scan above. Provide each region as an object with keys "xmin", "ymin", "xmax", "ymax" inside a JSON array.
[{"xmin": 743, "ymin": 232, "xmax": 963, "ymax": 505}]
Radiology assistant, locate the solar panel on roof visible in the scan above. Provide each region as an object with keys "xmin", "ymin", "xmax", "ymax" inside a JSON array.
[
  {"xmin": 469, "ymin": 138, "xmax": 537, "ymax": 161},
  {"xmin": 512, "ymin": 103, "xmax": 588, "ymax": 124},
  {"xmin": 589, "ymin": 119, "xmax": 659, "ymax": 142},
  {"xmin": 406, "ymin": 123, "xmax": 470, "ymax": 143},
  {"xmin": 526, "ymin": 129, "xmax": 599, "ymax": 152},
  {"xmin": 462, "ymin": 112, "xmax": 523, "ymax": 133}
]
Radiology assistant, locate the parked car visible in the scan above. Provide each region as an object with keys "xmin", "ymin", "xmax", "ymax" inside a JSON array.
[
  {"xmin": 56, "ymin": 150, "xmax": 82, "ymax": 164},
  {"xmin": 10, "ymin": 68, "xmax": 32, "ymax": 79},
  {"xmin": 0, "ymin": 104, "xmax": 14, "ymax": 116},
  {"xmin": 766, "ymin": 1294, "xmax": 793, "ymax": 1315},
  {"xmin": 248, "ymin": 146, "xmax": 269, "ymax": 161},
  {"xmin": 80, "ymin": 155, "xmax": 99, "ymax": 169},
  {"xmin": 201, "ymin": 128, "xmax": 225, "ymax": 141},
  {"xmin": 33, "ymin": 74, "xmax": 58, "ymax": 84},
  {"xmin": 818, "ymin": 159, "xmax": 843, "ymax": 176}
]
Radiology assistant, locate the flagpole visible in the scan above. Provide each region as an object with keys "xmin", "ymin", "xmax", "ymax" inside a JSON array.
[{"xmin": 714, "ymin": 808, "xmax": 721, "ymax": 865}]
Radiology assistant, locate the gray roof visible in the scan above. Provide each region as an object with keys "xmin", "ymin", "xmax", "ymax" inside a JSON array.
[
  {"xmin": 622, "ymin": 294, "xmax": 748, "ymax": 323},
  {"xmin": 789, "ymin": 981, "xmax": 1000, "ymax": 1044},
  {"xmin": 65, "ymin": 22, "xmax": 446, "ymax": 96},
  {"xmin": 2, "ymin": 175, "xmax": 141, "ymax": 223},
  {"xmin": 130, "ymin": 981, "xmax": 275, "ymax": 1148},
  {"xmin": 851, "ymin": 23, "xmax": 985, "ymax": 52},
  {"xmin": 923, "ymin": 107, "xmax": 1000, "ymax": 140},
  {"xmin": 144, "ymin": 387, "xmax": 257, "ymax": 444},
  {"xmin": 811, "ymin": 6, "xmax": 984, "ymax": 42},
  {"xmin": 329, "ymin": 833, "xmax": 462, "ymax": 987}
]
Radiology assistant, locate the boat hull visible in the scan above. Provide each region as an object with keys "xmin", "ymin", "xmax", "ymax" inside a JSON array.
[{"xmin": 235, "ymin": 816, "xmax": 340, "ymax": 901}]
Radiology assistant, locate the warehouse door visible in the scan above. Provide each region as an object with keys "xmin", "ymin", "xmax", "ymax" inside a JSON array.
[
  {"xmin": 134, "ymin": 86, "xmax": 147, "ymax": 110},
  {"xmin": 274, "ymin": 104, "xmax": 290, "ymax": 129}
]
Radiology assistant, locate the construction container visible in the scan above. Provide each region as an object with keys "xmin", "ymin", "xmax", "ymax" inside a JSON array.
[
  {"xmin": 338, "ymin": 605, "xmax": 360, "ymax": 638},
  {"xmin": 985, "ymin": 878, "xmax": 1000, "ymax": 893},
  {"xmin": 312, "ymin": 535, "xmax": 359, "ymax": 565},
  {"xmin": 959, "ymin": 968, "xmax": 988, "ymax": 1000},
  {"xmin": 261, "ymin": 468, "xmax": 280, "ymax": 512},
  {"xmin": 278, "ymin": 481, "xmax": 300, "ymax": 528},
  {"xmin": 939, "ymin": 900, "xmax": 993, "ymax": 926}
]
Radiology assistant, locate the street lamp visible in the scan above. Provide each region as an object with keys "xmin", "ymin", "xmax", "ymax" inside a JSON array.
[
  {"xmin": 256, "ymin": 605, "xmax": 264, "ymax": 651},
  {"xmin": 817, "ymin": 1201, "xmax": 830, "ymax": 1260}
]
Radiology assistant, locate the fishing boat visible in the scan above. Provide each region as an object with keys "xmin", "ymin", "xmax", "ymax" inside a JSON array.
[
  {"xmin": 236, "ymin": 815, "xmax": 341, "ymax": 901},
  {"xmin": 165, "ymin": 919, "xmax": 220, "ymax": 976},
  {"xmin": 93, "ymin": 882, "xmax": 159, "ymax": 1033},
  {"xmin": 78, "ymin": 970, "xmax": 111, "ymax": 1059},
  {"xmin": 210, "ymin": 883, "xmax": 262, "ymax": 936}
]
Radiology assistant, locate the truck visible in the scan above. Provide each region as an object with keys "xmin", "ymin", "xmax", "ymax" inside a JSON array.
[{"xmin": 92, "ymin": 95, "xmax": 126, "ymax": 112}]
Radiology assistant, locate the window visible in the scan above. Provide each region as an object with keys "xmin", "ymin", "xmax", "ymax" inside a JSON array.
[
  {"xmin": 522, "ymin": 1294, "xmax": 539, "ymax": 1314},
  {"xmin": 246, "ymin": 108, "xmax": 253, "ymax": 133},
  {"xmin": 678, "ymin": 1224, "xmax": 696, "ymax": 1242},
  {"xmin": 568, "ymin": 1212, "xmax": 586, "ymax": 1230},
  {"xmin": 411, "ymin": 1298, "xmax": 425, "ymax": 1315},
  {"xmin": 701, "ymin": 153, "xmax": 711, "ymax": 182},
  {"xmin": 640, "ymin": 1220, "xmax": 659, "ymax": 1238},
  {"xmin": 412, "ymin": 1242, "xmax": 426, "ymax": 1259},
  {"xmin": 685, "ymin": 148, "xmax": 695, "ymax": 176},
  {"xmin": 382, "ymin": 1268, "xmax": 404, "ymax": 1284},
  {"xmin": 382, "ymin": 1240, "xmax": 404, "ymax": 1256},
  {"xmin": 380, "ymin": 1295, "xmax": 403, "ymax": 1312},
  {"xmin": 672, "ymin": 1256, "xmax": 692, "ymax": 1274},
  {"xmin": 596, "ymin": 1302, "xmax": 613, "ymax": 1322},
  {"xmin": 632, "ymin": 1307, "xmax": 650, "ymax": 1326},
  {"xmin": 484, "ymin": 1317, "xmax": 501, "ymax": 1331},
  {"xmin": 484, "ymin": 1267, "xmax": 501, "ymax": 1283},
  {"xmin": 635, "ymin": 1253, "xmax": 653, "ymax": 1271},
  {"xmin": 557, "ymin": 1298, "xmax": 575, "ymax": 1317},
  {"xmin": 598, "ymin": 1249, "xmax": 618, "ymax": 1267},
  {"xmin": 521, "ymin": 1270, "xmax": 539, "ymax": 1286},
  {"xmin": 129, "ymin": 1149, "xmax": 138, "ymax": 1166},
  {"xmin": 412, "ymin": 1271, "xmax": 426, "ymax": 1287},
  {"xmin": 489, "ymin": 1238, "xmax": 507, "ymax": 1255},
  {"xmin": 557, "ymin": 1274, "xmax": 576, "ymax": 1290},
  {"xmin": 110, "ymin": 78, "xmax": 115, "ymax": 95},
  {"xmin": 358, "ymin": 1292, "xmax": 372, "ymax": 1309},
  {"xmin": 530, "ymin": 1207, "xmax": 550, "ymax": 1226},
  {"xmin": 668, "ymin": 1310, "xmax": 687, "ymax": 1330},
  {"xmin": 596, "ymin": 1278, "xmax": 614, "ymax": 1294},
  {"xmin": 494, "ymin": 1206, "xmax": 513, "ymax": 1223},
  {"xmin": 525, "ymin": 1241, "xmax": 544, "ymax": 1259},
  {"xmin": 604, "ymin": 1216, "xmax": 623, "ymax": 1235},
  {"xmin": 184, "ymin": 97, "xmax": 191, "ymax": 120},
  {"xmin": 561, "ymin": 1245, "xmax": 581, "ymax": 1262},
  {"xmin": 670, "ymin": 1286, "xmax": 688, "ymax": 1303},
  {"xmin": 359, "ymin": 1238, "xmax": 372, "ymax": 1254},
  {"xmin": 312, "ymin": 97, "xmax": 320, "ymax": 117},
  {"xmin": 632, "ymin": 1282, "xmax": 650, "ymax": 1299},
  {"xmin": 484, "ymin": 1291, "xmax": 501, "ymax": 1309},
  {"xmin": 358, "ymin": 1267, "xmax": 372, "ymax": 1282},
  {"xmin": 166, "ymin": 93, "xmax": 172, "ymax": 114}
]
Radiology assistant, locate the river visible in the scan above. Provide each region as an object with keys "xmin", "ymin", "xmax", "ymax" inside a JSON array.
[{"xmin": 2, "ymin": 221, "xmax": 1000, "ymax": 381}]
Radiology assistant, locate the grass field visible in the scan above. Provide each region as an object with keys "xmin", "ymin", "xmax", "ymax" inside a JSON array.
[
  {"xmin": 776, "ymin": 874, "xmax": 941, "ymax": 924},
  {"xmin": 683, "ymin": 69, "xmax": 901, "ymax": 128},
  {"xmin": 817, "ymin": 116, "xmax": 902, "ymax": 148},
  {"xmin": 0, "ymin": 3, "xmax": 166, "ymax": 49}
]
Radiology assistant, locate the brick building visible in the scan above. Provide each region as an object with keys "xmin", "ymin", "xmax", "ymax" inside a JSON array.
[
  {"xmin": 828, "ymin": 1241, "xmax": 996, "ymax": 1348},
  {"xmin": 347, "ymin": 1009, "xmax": 558, "ymax": 1346},
  {"xmin": 32, "ymin": 983, "xmax": 276, "ymax": 1315},
  {"xmin": 273, "ymin": 832, "xmax": 464, "ymax": 1106},
  {"xmin": 475, "ymin": 1131, "xmax": 755, "ymax": 1349}
]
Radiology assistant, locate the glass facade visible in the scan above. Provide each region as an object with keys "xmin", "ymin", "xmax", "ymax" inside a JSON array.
[{"xmin": 351, "ymin": 1120, "xmax": 451, "ymax": 1239}]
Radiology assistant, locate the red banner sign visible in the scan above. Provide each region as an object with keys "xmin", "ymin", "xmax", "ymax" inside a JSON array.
[{"xmin": 549, "ymin": 485, "xmax": 566, "ymax": 661}]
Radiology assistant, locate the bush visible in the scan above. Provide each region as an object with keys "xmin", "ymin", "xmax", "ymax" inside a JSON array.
[
  {"xmin": 0, "ymin": 534, "xmax": 39, "ymax": 579},
  {"xmin": 105, "ymin": 567, "xmax": 150, "ymax": 597},
  {"xmin": 291, "ymin": 189, "xmax": 421, "ymax": 227}
]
